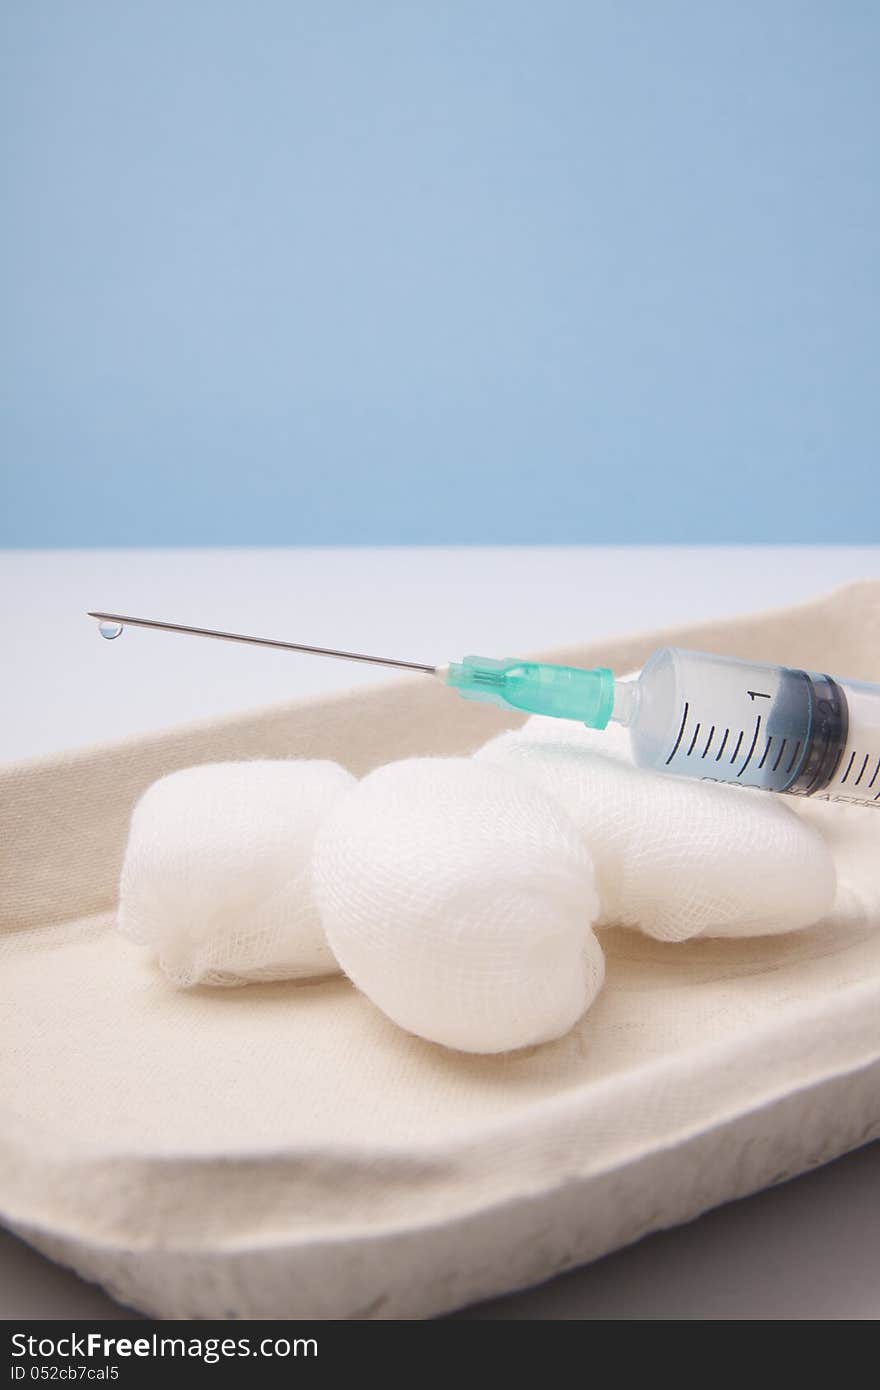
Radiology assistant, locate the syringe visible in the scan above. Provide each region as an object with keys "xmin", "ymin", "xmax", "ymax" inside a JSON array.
[{"xmin": 89, "ymin": 611, "xmax": 880, "ymax": 809}]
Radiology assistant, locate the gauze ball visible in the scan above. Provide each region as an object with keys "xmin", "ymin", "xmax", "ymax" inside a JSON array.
[
  {"xmin": 477, "ymin": 720, "xmax": 837, "ymax": 942},
  {"xmin": 119, "ymin": 760, "xmax": 355, "ymax": 986},
  {"xmin": 313, "ymin": 757, "xmax": 604, "ymax": 1054}
]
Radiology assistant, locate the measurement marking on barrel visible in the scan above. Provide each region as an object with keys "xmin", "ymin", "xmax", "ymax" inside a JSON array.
[
  {"xmin": 786, "ymin": 740, "xmax": 801, "ymax": 775},
  {"xmin": 665, "ymin": 702, "xmax": 689, "ymax": 765},
  {"xmin": 686, "ymin": 722, "xmax": 702, "ymax": 757},
  {"xmin": 805, "ymin": 732, "xmax": 832, "ymax": 793},
  {"xmin": 840, "ymin": 751, "xmax": 857, "ymax": 784},
  {"xmin": 827, "ymin": 745, "xmax": 846, "ymax": 785},
  {"xmin": 853, "ymin": 753, "xmax": 870, "ymax": 787},
  {"xmin": 870, "ymin": 756, "xmax": 880, "ymax": 789},
  {"xmin": 772, "ymin": 738, "xmax": 788, "ymax": 772},
  {"xmin": 729, "ymin": 730, "xmax": 744, "ymax": 764},
  {"xmin": 701, "ymin": 725, "xmax": 715, "ymax": 758},
  {"xmin": 758, "ymin": 735, "xmax": 773, "ymax": 770},
  {"xmin": 715, "ymin": 729, "xmax": 729, "ymax": 761},
  {"xmin": 737, "ymin": 716, "xmax": 762, "ymax": 777}
]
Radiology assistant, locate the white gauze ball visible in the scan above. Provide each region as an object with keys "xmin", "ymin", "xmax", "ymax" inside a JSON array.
[
  {"xmin": 476, "ymin": 719, "xmax": 836, "ymax": 942},
  {"xmin": 119, "ymin": 760, "xmax": 355, "ymax": 986},
  {"xmin": 312, "ymin": 757, "xmax": 604, "ymax": 1054}
]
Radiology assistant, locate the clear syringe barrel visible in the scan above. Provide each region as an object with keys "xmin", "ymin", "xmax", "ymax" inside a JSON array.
[{"xmin": 622, "ymin": 648, "xmax": 880, "ymax": 806}]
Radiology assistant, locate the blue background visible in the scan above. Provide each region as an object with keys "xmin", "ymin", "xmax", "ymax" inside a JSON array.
[{"xmin": 2, "ymin": 2, "xmax": 878, "ymax": 547}]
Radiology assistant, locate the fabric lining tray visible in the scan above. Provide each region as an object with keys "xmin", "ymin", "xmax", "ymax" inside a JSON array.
[{"xmin": 1, "ymin": 581, "xmax": 879, "ymax": 1319}]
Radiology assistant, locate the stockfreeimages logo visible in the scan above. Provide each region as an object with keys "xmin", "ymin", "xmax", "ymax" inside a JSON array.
[{"xmin": 10, "ymin": 1333, "xmax": 317, "ymax": 1367}]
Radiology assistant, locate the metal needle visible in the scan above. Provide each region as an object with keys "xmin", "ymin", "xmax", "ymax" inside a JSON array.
[{"xmin": 87, "ymin": 612, "xmax": 439, "ymax": 676}]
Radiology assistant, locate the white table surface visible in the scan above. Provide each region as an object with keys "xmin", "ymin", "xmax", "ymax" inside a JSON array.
[{"xmin": 2, "ymin": 544, "xmax": 879, "ymax": 1320}]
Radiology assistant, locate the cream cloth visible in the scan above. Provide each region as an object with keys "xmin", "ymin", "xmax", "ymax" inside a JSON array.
[{"xmin": 1, "ymin": 581, "xmax": 879, "ymax": 1319}]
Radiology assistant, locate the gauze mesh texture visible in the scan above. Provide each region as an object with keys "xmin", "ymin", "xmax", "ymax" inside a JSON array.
[
  {"xmin": 476, "ymin": 715, "xmax": 837, "ymax": 942},
  {"xmin": 119, "ymin": 760, "xmax": 353, "ymax": 986},
  {"xmin": 117, "ymin": 694, "xmax": 838, "ymax": 1048},
  {"xmin": 312, "ymin": 757, "xmax": 604, "ymax": 1053}
]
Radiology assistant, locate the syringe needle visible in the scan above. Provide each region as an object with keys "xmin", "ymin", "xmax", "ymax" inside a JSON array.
[{"xmin": 86, "ymin": 612, "xmax": 439, "ymax": 676}]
